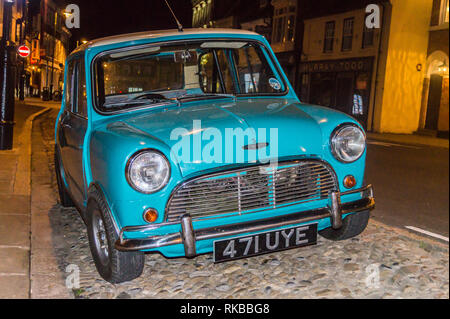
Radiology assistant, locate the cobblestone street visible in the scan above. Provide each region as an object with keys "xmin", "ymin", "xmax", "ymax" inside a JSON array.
[{"xmin": 31, "ymin": 110, "xmax": 449, "ymax": 299}]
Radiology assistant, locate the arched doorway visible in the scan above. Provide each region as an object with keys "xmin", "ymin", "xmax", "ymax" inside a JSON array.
[{"xmin": 422, "ymin": 51, "xmax": 449, "ymax": 136}]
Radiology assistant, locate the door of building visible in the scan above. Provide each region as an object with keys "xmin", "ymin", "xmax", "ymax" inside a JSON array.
[
  {"xmin": 335, "ymin": 72, "xmax": 354, "ymax": 114},
  {"xmin": 425, "ymin": 74, "xmax": 443, "ymax": 130},
  {"xmin": 309, "ymin": 73, "xmax": 335, "ymax": 107}
]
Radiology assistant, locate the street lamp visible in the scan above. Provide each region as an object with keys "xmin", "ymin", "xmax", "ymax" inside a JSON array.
[{"xmin": 438, "ymin": 61, "xmax": 448, "ymax": 75}]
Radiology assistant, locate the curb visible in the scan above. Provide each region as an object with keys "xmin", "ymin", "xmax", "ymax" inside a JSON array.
[{"xmin": 13, "ymin": 107, "xmax": 52, "ymax": 196}]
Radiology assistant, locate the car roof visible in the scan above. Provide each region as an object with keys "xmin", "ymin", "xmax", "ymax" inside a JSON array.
[{"xmin": 72, "ymin": 28, "xmax": 261, "ymax": 54}]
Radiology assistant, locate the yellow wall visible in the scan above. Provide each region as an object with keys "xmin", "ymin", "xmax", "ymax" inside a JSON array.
[{"xmin": 377, "ymin": 0, "xmax": 433, "ymax": 133}]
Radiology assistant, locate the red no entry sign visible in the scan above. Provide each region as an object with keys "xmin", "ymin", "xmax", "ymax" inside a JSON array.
[{"xmin": 17, "ymin": 45, "xmax": 31, "ymax": 58}]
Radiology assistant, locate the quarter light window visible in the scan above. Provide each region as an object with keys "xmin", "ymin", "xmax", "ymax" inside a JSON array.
[
  {"xmin": 76, "ymin": 60, "xmax": 88, "ymax": 117},
  {"xmin": 65, "ymin": 61, "xmax": 76, "ymax": 112}
]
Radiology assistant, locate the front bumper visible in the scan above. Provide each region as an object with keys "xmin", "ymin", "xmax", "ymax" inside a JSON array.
[{"xmin": 115, "ymin": 185, "xmax": 375, "ymax": 256}]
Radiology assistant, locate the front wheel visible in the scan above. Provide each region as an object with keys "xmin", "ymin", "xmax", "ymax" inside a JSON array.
[
  {"xmin": 319, "ymin": 211, "xmax": 370, "ymax": 241},
  {"xmin": 86, "ymin": 188, "xmax": 144, "ymax": 283}
]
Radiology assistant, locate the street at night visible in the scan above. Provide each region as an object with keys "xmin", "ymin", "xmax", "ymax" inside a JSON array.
[
  {"xmin": 366, "ymin": 140, "xmax": 449, "ymax": 239},
  {"xmin": 0, "ymin": 0, "xmax": 448, "ymax": 305}
]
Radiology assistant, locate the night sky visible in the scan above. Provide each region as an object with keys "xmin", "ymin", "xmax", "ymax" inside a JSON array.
[
  {"xmin": 57, "ymin": 0, "xmax": 193, "ymax": 47},
  {"xmin": 54, "ymin": 0, "xmax": 385, "ymax": 50}
]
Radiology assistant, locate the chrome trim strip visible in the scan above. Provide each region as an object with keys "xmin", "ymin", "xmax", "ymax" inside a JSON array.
[{"xmin": 115, "ymin": 185, "xmax": 375, "ymax": 252}]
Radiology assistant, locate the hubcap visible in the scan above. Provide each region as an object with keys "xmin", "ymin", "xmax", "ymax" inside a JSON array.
[{"xmin": 92, "ymin": 209, "xmax": 109, "ymax": 266}]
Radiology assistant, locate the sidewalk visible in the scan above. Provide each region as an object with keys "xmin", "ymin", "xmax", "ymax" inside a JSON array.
[
  {"xmin": 0, "ymin": 100, "xmax": 51, "ymax": 298},
  {"xmin": 367, "ymin": 132, "xmax": 449, "ymax": 149},
  {"xmin": 23, "ymin": 97, "xmax": 62, "ymax": 110}
]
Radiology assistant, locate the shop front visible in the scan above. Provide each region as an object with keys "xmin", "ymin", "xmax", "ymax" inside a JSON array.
[{"xmin": 298, "ymin": 57, "xmax": 374, "ymax": 129}]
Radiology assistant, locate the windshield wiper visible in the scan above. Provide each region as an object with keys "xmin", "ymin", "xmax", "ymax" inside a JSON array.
[
  {"xmin": 177, "ymin": 93, "xmax": 236, "ymax": 102},
  {"xmin": 104, "ymin": 97, "xmax": 180, "ymax": 109}
]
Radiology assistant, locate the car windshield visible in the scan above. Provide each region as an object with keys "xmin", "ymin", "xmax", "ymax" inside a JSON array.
[{"xmin": 94, "ymin": 40, "xmax": 286, "ymax": 112}]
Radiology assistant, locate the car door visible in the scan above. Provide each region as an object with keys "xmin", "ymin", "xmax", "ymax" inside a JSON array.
[{"xmin": 59, "ymin": 56, "xmax": 88, "ymax": 206}]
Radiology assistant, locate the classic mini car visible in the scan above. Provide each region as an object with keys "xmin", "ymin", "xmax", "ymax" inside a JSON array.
[{"xmin": 55, "ymin": 29, "xmax": 375, "ymax": 283}]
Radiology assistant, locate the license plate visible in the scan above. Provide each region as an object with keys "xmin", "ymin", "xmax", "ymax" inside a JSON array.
[{"xmin": 213, "ymin": 224, "xmax": 318, "ymax": 263}]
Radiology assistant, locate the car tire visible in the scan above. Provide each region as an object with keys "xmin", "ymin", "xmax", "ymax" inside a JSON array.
[
  {"xmin": 54, "ymin": 147, "xmax": 74, "ymax": 208},
  {"xmin": 86, "ymin": 187, "xmax": 144, "ymax": 283},
  {"xmin": 319, "ymin": 210, "xmax": 370, "ymax": 241}
]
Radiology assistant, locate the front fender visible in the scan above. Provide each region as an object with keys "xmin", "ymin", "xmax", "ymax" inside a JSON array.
[
  {"xmin": 89, "ymin": 124, "xmax": 183, "ymax": 228},
  {"xmin": 295, "ymin": 103, "xmax": 367, "ymax": 191}
]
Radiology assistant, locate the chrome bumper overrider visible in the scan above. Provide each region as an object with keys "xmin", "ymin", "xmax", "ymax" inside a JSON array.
[{"xmin": 115, "ymin": 185, "xmax": 375, "ymax": 256}]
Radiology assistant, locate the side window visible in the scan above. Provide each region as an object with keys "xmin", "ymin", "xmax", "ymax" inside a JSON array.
[
  {"xmin": 235, "ymin": 45, "xmax": 278, "ymax": 94},
  {"xmin": 77, "ymin": 60, "xmax": 88, "ymax": 117},
  {"xmin": 199, "ymin": 46, "xmax": 279, "ymax": 95},
  {"xmin": 65, "ymin": 61, "xmax": 76, "ymax": 111}
]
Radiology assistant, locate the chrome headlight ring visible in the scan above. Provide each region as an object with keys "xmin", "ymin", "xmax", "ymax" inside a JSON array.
[
  {"xmin": 125, "ymin": 149, "xmax": 171, "ymax": 194},
  {"xmin": 330, "ymin": 123, "xmax": 366, "ymax": 163}
]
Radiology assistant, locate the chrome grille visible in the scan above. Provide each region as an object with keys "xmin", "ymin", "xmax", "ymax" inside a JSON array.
[{"xmin": 165, "ymin": 160, "xmax": 338, "ymax": 222}]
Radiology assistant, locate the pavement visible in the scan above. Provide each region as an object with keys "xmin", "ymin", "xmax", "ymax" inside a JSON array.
[
  {"xmin": 0, "ymin": 99, "xmax": 59, "ymax": 299},
  {"xmin": 0, "ymin": 101, "xmax": 49, "ymax": 298},
  {"xmin": 0, "ymin": 99, "xmax": 448, "ymax": 299}
]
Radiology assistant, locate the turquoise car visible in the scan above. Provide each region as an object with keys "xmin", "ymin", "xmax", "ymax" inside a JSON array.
[{"xmin": 55, "ymin": 29, "xmax": 375, "ymax": 283}]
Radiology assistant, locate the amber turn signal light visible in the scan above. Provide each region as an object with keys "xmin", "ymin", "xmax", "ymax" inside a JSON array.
[
  {"xmin": 344, "ymin": 175, "xmax": 356, "ymax": 189},
  {"xmin": 143, "ymin": 208, "xmax": 158, "ymax": 223}
]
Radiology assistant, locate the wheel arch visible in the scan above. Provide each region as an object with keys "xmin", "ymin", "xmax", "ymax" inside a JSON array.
[{"xmin": 87, "ymin": 182, "xmax": 122, "ymax": 235}]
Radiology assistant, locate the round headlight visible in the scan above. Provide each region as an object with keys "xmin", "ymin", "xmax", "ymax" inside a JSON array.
[
  {"xmin": 126, "ymin": 150, "xmax": 170, "ymax": 194},
  {"xmin": 330, "ymin": 124, "xmax": 366, "ymax": 163}
]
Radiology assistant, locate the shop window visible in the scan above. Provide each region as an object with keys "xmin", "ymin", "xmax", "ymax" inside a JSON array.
[
  {"xmin": 272, "ymin": 4, "xmax": 297, "ymax": 44},
  {"xmin": 342, "ymin": 18, "xmax": 354, "ymax": 51},
  {"xmin": 323, "ymin": 21, "xmax": 335, "ymax": 53}
]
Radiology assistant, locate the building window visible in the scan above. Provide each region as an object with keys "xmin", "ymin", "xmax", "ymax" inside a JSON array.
[
  {"xmin": 362, "ymin": 15, "xmax": 374, "ymax": 48},
  {"xmin": 440, "ymin": 0, "xmax": 449, "ymax": 24},
  {"xmin": 323, "ymin": 21, "xmax": 335, "ymax": 53},
  {"xmin": 342, "ymin": 18, "xmax": 354, "ymax": 51},
  {"xmin": 193, "ymin": 7, "xmax": 198, "ymax": 27},
  {"xmin": 193, "ymin": 1, "xmax": 211, "ymax": 28},
  {"xmin": 272, "ymin": 4, "xmax": 297, "ymax": 44}
]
